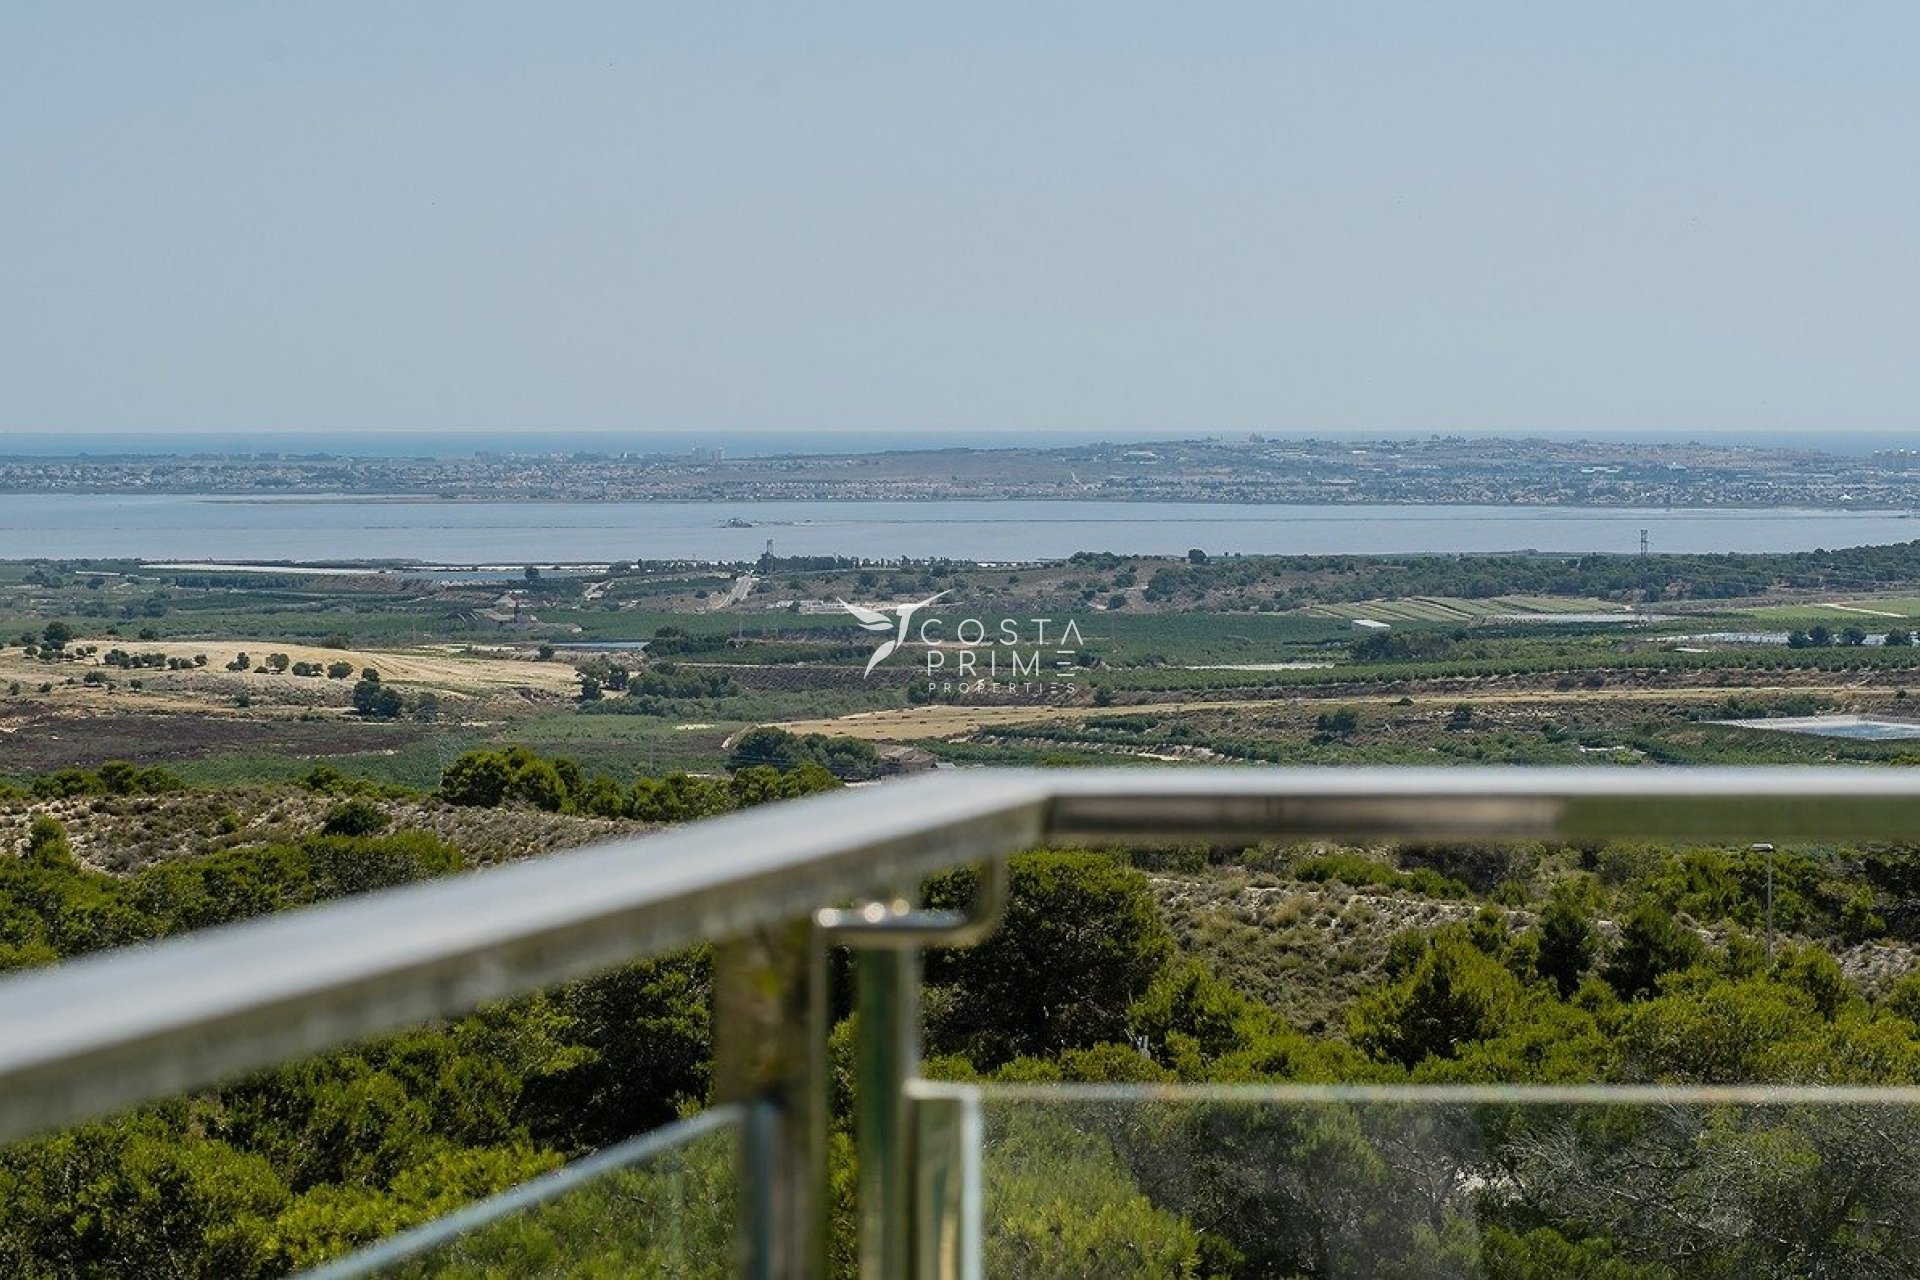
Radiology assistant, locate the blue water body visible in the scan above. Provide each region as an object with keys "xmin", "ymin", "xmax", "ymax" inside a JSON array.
[
  {"xmin": 3, "ymin": 495, "xmax": 1920, "ymax": 563},
  {"xmin": 1717, "ymin": 716, "xmax": 1920, "ymax": 741}
]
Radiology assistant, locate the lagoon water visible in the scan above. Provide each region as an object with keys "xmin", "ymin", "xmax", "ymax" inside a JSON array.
[
  {"xmin": 2, "ymin": 494, "xmax": 1918, "ymax": 563},
  {"xmin": 1716, "ymin": 716, "xmax": 1920, "ymax": 742}
]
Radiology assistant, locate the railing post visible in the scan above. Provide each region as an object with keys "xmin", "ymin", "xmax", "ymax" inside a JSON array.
[
  {"xmin": 714, "ymin": 919, "xmax": 825, "ymax": 1280},
  {"xmin": 912, "ymin": 1086, "xmax": 983, "ymax": 1280},
  {"xmin": 855, "ymin": 939, "xmax": 920, "ymax": 1279},
  {"xmin": 821, "ymin": 863, "xmax": 1007, "ymax": 1279}
]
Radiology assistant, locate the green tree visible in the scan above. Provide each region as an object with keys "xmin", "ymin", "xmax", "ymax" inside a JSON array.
[
  {"xmin": 440, "ymin": 751, "xmax": 512, "ymax": 808},
  {"xmin": 23, "ymin": 815, "xmax": 75, "ymax": 870},
  {"xmin": 1479, "ymin": 1225, "xmax": 1669, "ymax": 1279},
  {"xmin": 1129, "ymin": 960, "xmax": 1262, "ymax": 1067},
  {"xmin": 0, "ymin": 1118, "xmax": 290, "ymax": 1279},
  {"xmin": 1536, "ymin": 883, "xmax": 1598, "ymax": 999},
  {"xmin": 1601, "ymin": 900, "xmax": 1706, "ymax": 1001},
  {"xmin": 320, "ymin": 800, "xmax": 388, "ymax": 838},
  {"xmin": 924, "ymin": 852, "xmax": 1173, "ymax": 1066},
  {"xmin": 351, "ymin": 678, "xmax": 403, "ymax": 719},
  {"xmin": 982, "ymin": 1109, "xmax": 1207, "ymax": 1279},
  {"xmin": 725, "ymin": 726, "xmax": 880, "ymax": 780},
  {"xmin": 505, "ymin": 757, "xmax": 569, "ymax": 812},
  {"xmin": 1350, "ymin": 933, "xmax": 1525, "ymax": 1068},
  {"xmin": 1614, "ymin": 974, "xmax": 1816, "ymax": 1082},
  {"xmin": 1314, "ymin": 708, "xmax": 1359, "ymax": 738},
  {"xmin": 516, "ymin": 956, "xmax": 713, "ymax": 1153},
  {"xmin": 628, "ymin": 773, "xmax": 729, "ymax": 822}
]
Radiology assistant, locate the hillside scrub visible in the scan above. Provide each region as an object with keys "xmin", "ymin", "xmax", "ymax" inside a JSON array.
[{"xmin": 437, "ymin": 744, "xmax": 840, "ymax": 819}]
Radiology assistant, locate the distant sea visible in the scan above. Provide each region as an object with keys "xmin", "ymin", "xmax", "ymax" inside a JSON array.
[
  {"xmin": 3, "ymin": 495, "xmax": 1918, "ymax": 563},
  {"xmin": 3, "ymin": 429, "xmax": 1917, "ymax": 459}
]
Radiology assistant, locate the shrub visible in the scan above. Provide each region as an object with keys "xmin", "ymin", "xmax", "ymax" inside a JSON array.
[
  {"xmin": 924, "ymin": 852, "xmax": 1173, "ymax": 1066},
  {"xmin": 320, "ymin": 800, "xmax": 389, "ymax": 838},
  {"xmin": 351, "ymin": 679, "xmax": 403, "ymax": 720}
]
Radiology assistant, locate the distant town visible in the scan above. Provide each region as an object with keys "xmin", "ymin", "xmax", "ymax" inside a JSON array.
[{"xmin": 6, "ymin": 435, "xmax": 1920, "ymax": 508}]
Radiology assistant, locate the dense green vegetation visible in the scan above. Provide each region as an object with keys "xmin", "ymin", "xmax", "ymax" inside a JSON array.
[
  {"xmin": 723, "ymin": 727, "xmax": 882, "ymax": 780},
  {"xmin": 437, "ymin": 744, "xmax": 841, "ymax": 820},
  {"xmin": 1137, "ymin": 539, "xmax": 1920, "ymax": 606}
]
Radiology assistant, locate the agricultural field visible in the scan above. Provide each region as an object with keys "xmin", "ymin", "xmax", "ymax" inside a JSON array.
[
  {"xmin": 1742, "ymin": 598, "xmax": 1920, "ymax": 624},
  {"xmin": 1305, "ymin": 594, "xmax": 1630, "ymax": 622},
  {"xmin": 12, "ymin": 542, "xmax": 1920, "ymax": 788}
]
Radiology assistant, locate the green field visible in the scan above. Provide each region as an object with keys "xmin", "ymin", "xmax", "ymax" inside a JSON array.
[
  {"xmin": 1307, "ymin": 595, "xmax": 1629, "ymax": 622},
  {"xmin": 1744, "ymin": 599, "xmax": 1920, "ymax": 624}
]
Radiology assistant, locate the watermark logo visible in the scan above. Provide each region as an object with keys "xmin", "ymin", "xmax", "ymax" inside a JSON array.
[
  {"xmin": 837, "ymin": 590, "xmax": 950, "ymax": 677},
  {"xmin": 838, "ymin": 593, "xmax": 1086, "ymax": 695}
]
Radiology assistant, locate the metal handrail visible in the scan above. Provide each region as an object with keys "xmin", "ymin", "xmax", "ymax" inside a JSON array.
[
  {"xmin": 0, "ymin": 769, "xmax": 1050, "ymax": 1145},
  {"xmin": 4, "ymin": 765, "xmax": 1920, "ymax": 1145}
]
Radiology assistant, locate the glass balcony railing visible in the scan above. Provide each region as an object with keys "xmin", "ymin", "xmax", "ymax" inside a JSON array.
[
  {"xmin": 308, "ymin": 1107, "xmax": 741, "ymax": 1280},
  {"xmin": 4, "ymin": 767, "xmax": 1920, "ymax": 1278},
  {"xmin": 914, "ymin": 1081, "xmax": 1920, "ymax": 1279}
]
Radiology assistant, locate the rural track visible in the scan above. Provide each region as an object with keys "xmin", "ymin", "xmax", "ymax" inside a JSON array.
[{"xmin": 772, "ymin": 680, "xmax": 1906, "ymax": 741}]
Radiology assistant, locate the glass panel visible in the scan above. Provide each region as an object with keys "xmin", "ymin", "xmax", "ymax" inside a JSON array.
[
  {"xmin": 306, "ymin": 1106, "xmax": 738, "ymax": 1280},
  {"xmin": 951, "ymin": 1084, "xmax": 1920, "ymax": 1280}
]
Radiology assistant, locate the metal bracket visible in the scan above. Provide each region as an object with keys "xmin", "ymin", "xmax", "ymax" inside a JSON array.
[{"xmin": 813, "ymin": 858, "xmax": 1008, "ymax": 949}]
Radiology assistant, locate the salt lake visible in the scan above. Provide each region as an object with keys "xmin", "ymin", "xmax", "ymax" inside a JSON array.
[{"xmin": 2, "ymin": 494, "xmax": 1919, "ymax": 563}]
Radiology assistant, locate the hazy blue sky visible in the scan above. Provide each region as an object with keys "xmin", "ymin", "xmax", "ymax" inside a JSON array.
[{"xmin": 5, "ymin": 4, "xmax": 1920, "ymax": 439}]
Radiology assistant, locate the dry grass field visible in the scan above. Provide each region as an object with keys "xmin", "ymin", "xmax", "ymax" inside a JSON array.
[
  {"xmin": 0, "ymin": 638, "xmax": 578, "ymax": 707},
  {"xmin": 0, "ymin": 638, "xmax": 583, "ymax": 776}
]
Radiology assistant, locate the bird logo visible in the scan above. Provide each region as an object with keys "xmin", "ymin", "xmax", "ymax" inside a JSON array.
[{"xmin": 838, "ymin": 590, "xmax": 951, "ymax": 677}]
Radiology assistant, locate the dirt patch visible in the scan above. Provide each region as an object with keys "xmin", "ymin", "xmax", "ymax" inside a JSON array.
[{"xmin": 0, "ymin": 705, "xmax": 431, "ymax": 773}]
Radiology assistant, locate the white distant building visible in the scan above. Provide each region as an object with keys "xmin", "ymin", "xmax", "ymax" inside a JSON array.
[{"xmin": 1351, "ymin": 618, "xmax": 1391, "ymax": 632}]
